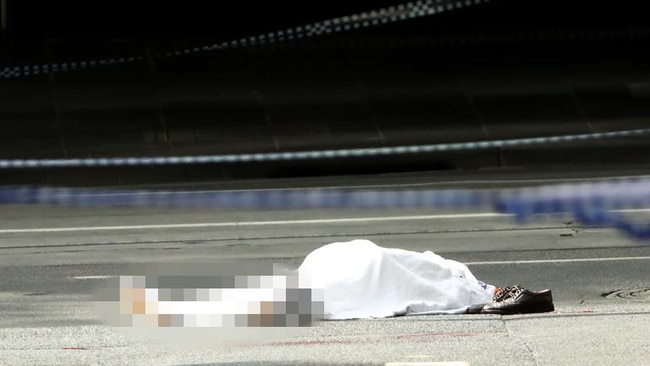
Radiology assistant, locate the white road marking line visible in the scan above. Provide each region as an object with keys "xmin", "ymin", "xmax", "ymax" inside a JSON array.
[
  {"xmin": 68, "ymin": 275, "xmax": 116, "ymax": 280},
  {"xmin": 386, "ymin": 362, "xmax": 470, "ymax": 366},
  {"xmin": 66, "ymin": 257, "xmax": 650, "ymax": 280},
  {"xmin": 617, "ymin": 208, "xmax": 650, "ymax": 213},
  {"xmin": 0, "ymin": 213, "xmax": 509, "ymax": 234},
  {"xmin": 2, "ymin": 207, "xmax": 649, "ymax": 234},
  {"xmin": 466, "ymin": 256, "xmax": 650, "ymax": 266}
]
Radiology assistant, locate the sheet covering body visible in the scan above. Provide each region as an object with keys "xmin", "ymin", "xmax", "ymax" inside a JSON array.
[{"xmin": 298, "ymin": 239, "xmax": 494, "ymax": 319}]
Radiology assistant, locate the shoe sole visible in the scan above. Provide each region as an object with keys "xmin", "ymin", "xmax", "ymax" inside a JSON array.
[
  {"xmin": 466, "ymin": 304, "xmax": 485, "ymax": 314},
  {"xmin": 481, "ymin": 302, "xmax": 554, "ymax": 315}
]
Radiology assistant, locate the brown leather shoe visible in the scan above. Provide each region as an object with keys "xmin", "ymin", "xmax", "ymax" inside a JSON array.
[{"xmin": 480, "ymin": 285, "xmax": 554, "ymax": 315}]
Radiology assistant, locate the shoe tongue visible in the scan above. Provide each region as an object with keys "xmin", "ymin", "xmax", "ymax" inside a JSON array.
[
  {"xmin": 495, "ymin": 285, "xmax": 523, "ymax": 301},
  {"xmin": 506, "ymin": 286, "xmax": 524, "ymax": 299}
]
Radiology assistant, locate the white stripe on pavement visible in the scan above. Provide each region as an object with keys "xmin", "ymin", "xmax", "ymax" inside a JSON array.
[
  {"xmin": 68, "ymin": 275, "xmax": 117, "ymax": 280},
  {"xmin": 386, "ymin": 362, "xmax": 470, "ymax": 366},
  {"xmin": 67, "ymin": 256, "xmax": 650, "ymax": 281},
  {"xmin": 466, "ymin": 256, "xmax": 650, "ymax": 265},
  {"xmin": 2, "ymin": 208, "xmax": 648, "ymax": 235},
  {"xmin": 0, "ymin": 213, "xmax": 509, "ymax": 234}
]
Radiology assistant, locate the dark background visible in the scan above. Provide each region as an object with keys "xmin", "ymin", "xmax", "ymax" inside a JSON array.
[
  {"xmin": 5, "ymin": 0, "xmax": 649, "ymax": 40},
  {"xmin": 2, "ymin": 0, "xmax": 650, "ymax": 186}
]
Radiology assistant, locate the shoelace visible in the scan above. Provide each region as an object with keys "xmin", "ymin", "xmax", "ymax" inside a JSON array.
[{"xmin": 493, "ymin": 285, "xmax": 525, "ymax": 302}]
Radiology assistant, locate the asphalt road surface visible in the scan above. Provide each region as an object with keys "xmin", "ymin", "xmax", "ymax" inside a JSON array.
[{"xmin": 1, "ymin": 167, "xmax": 650, "ymax": 365}]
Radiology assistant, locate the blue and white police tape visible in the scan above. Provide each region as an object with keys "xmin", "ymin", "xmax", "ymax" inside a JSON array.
[
  {"xmin": 2, "ymin": 176, "xmax": 650, "ymax": 239},
  {"xmin": 0, "ymin": 186, "xmax": 491, "ymax": 209},
  {"xmin": 0, "ymin": 0, "xmax": 486, "ymax": 80},
  {"xmin": 494, "ymin": 177, "xmax": 650, "ymax": 239},
  {"xmin": 1, "ymin": 128, "xmax": 649, "ymax": 169}
]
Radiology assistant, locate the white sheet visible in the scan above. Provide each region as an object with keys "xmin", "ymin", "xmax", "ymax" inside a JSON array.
[{"xmin": 298, "ymin": 239, "xmax": 494, "ymax": 320}]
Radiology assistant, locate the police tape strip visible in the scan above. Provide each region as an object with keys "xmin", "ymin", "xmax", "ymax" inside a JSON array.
[
  {"xmin": 2, "ymin": 176, "xmax": 650, "ymax": 239},
  {"xmin": 0, "ymin": 0, "xmax": 485, "ymax": 79},
  {"xmin": 0, "ymin": 127, "xmax": 648, "ymax": 169}
]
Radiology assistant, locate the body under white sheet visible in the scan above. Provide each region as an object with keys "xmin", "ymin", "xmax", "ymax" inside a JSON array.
[{"xmin": 298, "ymin": 239, "xmax": 495, "ymax": 320}]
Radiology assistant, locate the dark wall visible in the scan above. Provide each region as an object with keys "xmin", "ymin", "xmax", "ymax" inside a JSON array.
[
  {"xmin": 5, "ymin": 0, "xmax": 422, "ymax": 40},
  {"xmin": 5, "ymin": 0, "xmax": 649, "ymax": 40}
]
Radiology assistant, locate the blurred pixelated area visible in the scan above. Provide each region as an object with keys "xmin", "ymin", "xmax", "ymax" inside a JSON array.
[{"xmin": 94, "ymin": 263, "xmax": 323, "ymax": 332}]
